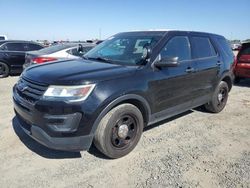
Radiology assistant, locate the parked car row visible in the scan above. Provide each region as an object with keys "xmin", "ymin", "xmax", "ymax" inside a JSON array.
[
  {"xmin": 13, "ymin": 30, "xmax": 235, "ymax": 158},
  {"xmin": 0, "ymin": 40, "xmax": 44, "ymax": 78},
  {"xmin": 0, "ymin": 40, "xmax": 96, "ymax": 77}
]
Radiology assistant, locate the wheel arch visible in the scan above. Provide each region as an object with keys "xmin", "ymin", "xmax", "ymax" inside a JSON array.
[
  {"xmin": 90, "ymin": 94, "xmax": 151, "ymax": 135},
  {"xmin": 221, "ymin": 74, "xmax": 233, "ymax": 91}
]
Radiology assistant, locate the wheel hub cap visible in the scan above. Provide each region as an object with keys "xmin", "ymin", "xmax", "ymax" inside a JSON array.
[
  {"xmin": 118, "ymin": 124, "xmax": 129, "ymax": 138},
  {"xmin": 218, "ymin": 93, "xmax": 223, "ymax": 102}
]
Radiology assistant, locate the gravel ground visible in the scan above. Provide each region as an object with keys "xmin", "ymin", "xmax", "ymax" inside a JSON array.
[{"xmin": 0, "ymin": 75, "xmax": 250, "ymax": 188}]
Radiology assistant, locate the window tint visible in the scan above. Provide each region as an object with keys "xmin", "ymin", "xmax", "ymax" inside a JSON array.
[
  {"xmin": 5, "ymin": 43, "xmax": 25, "ymax": 51},
  {"xmin": 191, "ymin": 37, "xmax": 217, "ymax": 58},
  {"xmin": 160, "ymin": 36, "xmax": 191, "ymax": 61},
  {"xmin": 27, "ymin": 43, "xmax": 43, "ymax": 51}
]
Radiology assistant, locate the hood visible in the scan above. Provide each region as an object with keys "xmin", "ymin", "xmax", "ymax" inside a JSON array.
[{"xmin": 23, "ymin": 59, "xmax": 138, "ymax": 85}]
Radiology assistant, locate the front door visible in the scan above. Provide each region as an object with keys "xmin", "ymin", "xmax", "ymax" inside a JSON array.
[{"xmin": 149, "ymin": 35, "xmax": 195, "ymax": 121}]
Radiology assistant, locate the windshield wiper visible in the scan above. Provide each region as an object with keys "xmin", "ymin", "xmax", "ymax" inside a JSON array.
[{"xmin": 84, "ymin": 56, "xmax": 114, "ymax": 64}]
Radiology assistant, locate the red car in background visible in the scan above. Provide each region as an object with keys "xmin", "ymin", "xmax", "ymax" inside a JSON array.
[{"xmin": 233, "ymin": 42, "xmax": 250, "ymax": 83}]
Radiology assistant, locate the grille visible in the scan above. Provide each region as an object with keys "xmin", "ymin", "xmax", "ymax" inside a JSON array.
[{"xmin": 16, "ymin": 77, "xmax": 48, "ymax": 104}]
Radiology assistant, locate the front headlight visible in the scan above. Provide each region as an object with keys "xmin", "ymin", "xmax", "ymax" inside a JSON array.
[{"xmin": 43, "ymin": 84, "xmax": 95, "ymax": 101}]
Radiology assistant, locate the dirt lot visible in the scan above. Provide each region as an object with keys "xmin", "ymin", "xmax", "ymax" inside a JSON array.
[{"xmin": 0, "ymin": 75, "xmax": 250, "ymax": 188}]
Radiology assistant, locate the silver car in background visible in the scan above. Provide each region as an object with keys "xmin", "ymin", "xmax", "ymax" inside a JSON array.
[{"xmin": 23, "ymin": 43, "xmax": 96, "ymax": 69}]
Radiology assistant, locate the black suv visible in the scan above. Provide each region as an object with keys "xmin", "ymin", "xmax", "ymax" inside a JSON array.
[
  {"xmin": 13, "ymin": 31, "xmax": 234, "ymax": 158},
  {"xmin": 0, "ymin": 40, "xmax": 43, "ymax": 77}
]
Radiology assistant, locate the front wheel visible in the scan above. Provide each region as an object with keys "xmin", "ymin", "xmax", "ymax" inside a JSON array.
[
  {"xmin": 94, "ymin": 103, "xmax": 144, "ymax": 159},
  {"xmin": 204, "ymin": 81, "xmax": 229, "ymax": 113}
]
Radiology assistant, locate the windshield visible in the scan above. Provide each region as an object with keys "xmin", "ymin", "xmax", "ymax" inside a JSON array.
[{"xmin": 84, "ymin": 33, "xmax": 163, "ymax": 65}]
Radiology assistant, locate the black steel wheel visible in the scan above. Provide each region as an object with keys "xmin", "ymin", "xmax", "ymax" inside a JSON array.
[
  {"xmin": 111, "ymin": 114, "xmax": 138, "ymax": 149},
  {"xmin": 205, "ymin": 81, "xmax": 229, "ymax": 113},
  {"xmin": 94, "ymin": 103, "xmax": 144, "ymax": 158}
]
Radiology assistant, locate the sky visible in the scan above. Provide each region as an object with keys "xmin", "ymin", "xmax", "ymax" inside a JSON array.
[{"xmin": 0, "ymin": 0, "xmax": 250, "ymax": 41}]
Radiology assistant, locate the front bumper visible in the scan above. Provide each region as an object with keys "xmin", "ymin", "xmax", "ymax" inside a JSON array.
[
  {"xmin": 16, "ymin": 114, "xmax": 93, "ymax": 151},
  {"xmin": 13, "ymin": 85, "xmax": 94, "ymax": 151}
]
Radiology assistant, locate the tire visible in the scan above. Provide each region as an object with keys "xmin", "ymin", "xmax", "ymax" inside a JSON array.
[
  {"xmin": 0, "ymin": 62, "xmax": 9, "ymax": 78},
  {"xmin": 94, "ymin": 103, "xmax": 144, "ymax": 159},
  {"xmin": 204, "ymin": 81, "xmax": 229, "ymax": 113},
  {"xmin": 234, "ymin": 77, "xmax": 241, "ymax": 84}
]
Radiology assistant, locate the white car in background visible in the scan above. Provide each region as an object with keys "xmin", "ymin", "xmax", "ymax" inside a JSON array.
[
  {"xmin": 23, "ymin": 42, "xmax": 96, "ymax": 69},
  {"xmin": 231, "ymin": 43, "xmax": 241, "ymax": 50}
]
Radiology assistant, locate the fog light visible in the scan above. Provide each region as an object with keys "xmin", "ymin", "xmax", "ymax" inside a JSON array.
[{"xmin": 44, "ymin": 113, "xmax": 82, "ymax": 133}]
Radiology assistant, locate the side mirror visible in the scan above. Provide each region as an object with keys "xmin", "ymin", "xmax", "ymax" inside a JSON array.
[
  {"xmin": 154, "ymin": 56, "xmax": 179, "ymax": 68},
  {"xmin": 77, "ymin": 44, "xmax": 83, "ymax": 53}
]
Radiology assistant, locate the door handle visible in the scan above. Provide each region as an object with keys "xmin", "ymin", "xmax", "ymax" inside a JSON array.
[
  {"xmin": 216, "ymin": 61, "xmax": 222, "ymax": 66},
  {"xmin": 185, "ymin": 67, "xmax": 195, "ymax": 73}
]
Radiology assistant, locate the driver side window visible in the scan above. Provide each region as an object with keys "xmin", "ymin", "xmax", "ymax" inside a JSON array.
[{"xmin": 160, "ymin": 36, "xmax": 191, "ymax": 61}]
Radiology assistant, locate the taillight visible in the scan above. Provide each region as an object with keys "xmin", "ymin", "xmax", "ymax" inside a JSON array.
[{"xmin": 32, "ymin": 57, "xmax": 57, "ymax": 64}]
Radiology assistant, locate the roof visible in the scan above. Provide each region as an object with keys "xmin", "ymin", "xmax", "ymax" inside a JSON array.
[{"xmin": 118, "ymin": 30, "xmax": 224, "ymax": 38}]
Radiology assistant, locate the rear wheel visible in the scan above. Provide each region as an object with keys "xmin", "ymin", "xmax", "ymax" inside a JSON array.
[
  {"xmin": 205, "ymin": 81, "xmax": 229, "ymax": 113},
  {"xmin": 94, "ymin": 103, "xmax": 144, "ymax": 159},
  {"xmin": 0, "ymin": 62, "xmax": 9, "ymax": 78}
]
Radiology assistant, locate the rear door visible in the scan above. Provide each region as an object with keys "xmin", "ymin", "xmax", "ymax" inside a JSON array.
[
  {"xmin": 189, "ymin": 35, "xmax": 220, "ymax": 105},
  {"xmin": 1, "ymin": 42, "xmax": 26, "ymax": 73}
]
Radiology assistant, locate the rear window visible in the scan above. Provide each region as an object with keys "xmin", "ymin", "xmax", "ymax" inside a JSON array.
[
  {"xmin": 27, "ymin": 43, "xmax": 43, "ymax": 51},
  {"xmin": 0, "ymin": 37, "xmax": 5, "ymax": 40},
  {"xmin": 216, "ymin": 38, "xmax": 234, "ymax": 58},
  {"xmin": 240, "ymin": 45, "xmax": 250, "ymax": 55},
  {"xmin": 38, "ymin": 44, "xmax": 75, "ymax": 54},
  {"xmin": 191, "ymin": 36, "xmax": 217, "ymax": 59}
]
